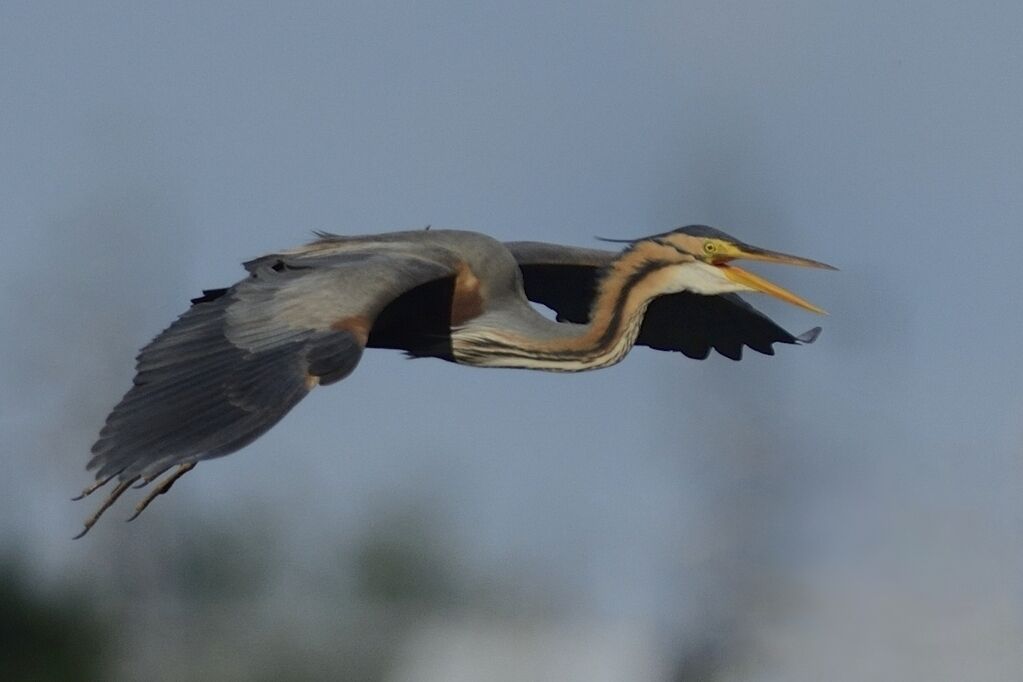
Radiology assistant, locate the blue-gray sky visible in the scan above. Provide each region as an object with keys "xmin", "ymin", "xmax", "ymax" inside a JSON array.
[{"xmin": 2, "ymin": 1, "xmax": 1021, "ymax": 679}]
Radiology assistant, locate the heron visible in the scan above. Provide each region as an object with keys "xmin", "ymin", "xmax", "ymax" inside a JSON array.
[{"xmin": 74, "ymin": 225, "xmax": 834, "ymax": 537}]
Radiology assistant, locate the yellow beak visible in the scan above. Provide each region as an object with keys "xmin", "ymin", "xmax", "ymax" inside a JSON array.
[
  {"xmin": 711, "ymin": 242, "xmax": 834, "ymax": 314},
  {"xmin": 718, "ymin": 243, "xmax": 838, "ymax": 271},
  {"xmin": 718, "ymin": 264, "xmax": 828, "ymax": 314}
]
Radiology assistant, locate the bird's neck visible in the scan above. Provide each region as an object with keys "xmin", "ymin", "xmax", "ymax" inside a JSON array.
[{"xmin": 453, "ymin": 243, "xmax": 681, "ymax": 371}]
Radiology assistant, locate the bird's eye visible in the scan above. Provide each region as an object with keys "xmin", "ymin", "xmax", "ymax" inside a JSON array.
[{"xmin": 703, "ymin": 242, "xmax": 717, "ymax": 254}]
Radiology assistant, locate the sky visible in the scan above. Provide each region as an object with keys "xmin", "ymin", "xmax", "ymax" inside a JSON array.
[{"xmin": 2, "ymin": 1, "xmax": 1021, "ymax": 679}]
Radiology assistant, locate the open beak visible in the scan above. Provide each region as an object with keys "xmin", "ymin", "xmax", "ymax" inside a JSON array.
[
  {"xmin": 713, "ymin": 242, "xmax": 834, "ymax": 314},
  {"xmin": 718, "ymin": 264, "xmax": 828, "ymax": 314}
]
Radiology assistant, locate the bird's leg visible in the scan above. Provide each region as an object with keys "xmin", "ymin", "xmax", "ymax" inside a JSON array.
[
  {"xmin": 126, "ymin": 462, "xmax": 196, "ymax": 522},
  {"xmin": 71, "ymin": 471, "xmax": 119, "ymax": 500},
  {"xmin": 73, "ymin": 476, "xmax": 139, "ymax": 539}
]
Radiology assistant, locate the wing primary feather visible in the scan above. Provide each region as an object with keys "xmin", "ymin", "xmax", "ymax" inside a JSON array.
[{"xmin": 796, "ymin": 327, "xmax": 822, "ymax": 344}]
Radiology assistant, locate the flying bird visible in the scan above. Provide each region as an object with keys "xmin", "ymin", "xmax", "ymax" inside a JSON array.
[{"xmin": 74, "ymin": 226, "xmax": 834, "ymax": 537}]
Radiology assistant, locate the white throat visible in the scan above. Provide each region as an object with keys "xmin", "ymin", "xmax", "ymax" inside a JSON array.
[{"xmin": 665, "ymin": 260, "xmax": 745, "ymax": 296}]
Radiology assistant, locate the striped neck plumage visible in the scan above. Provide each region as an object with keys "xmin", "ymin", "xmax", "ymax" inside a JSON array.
[{"xmin": 453, "ymin": 242, "xmax": 683, "ymax": 371}]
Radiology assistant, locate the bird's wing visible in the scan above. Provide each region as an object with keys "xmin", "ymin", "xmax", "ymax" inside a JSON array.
[
  {"xmin": 636, "ymin": 292, "xmax": 819, "ymax": 360},
  {"xmin": 503, "ymin": 241, "xmax": 615, "ymax": 322},
  {"xmin": 505, "ymin": 241, "xmax": 819, "ymax": 361},
  {"xmin": 84, "ymin": 244, "xmax": 458, "ymax": 508}
]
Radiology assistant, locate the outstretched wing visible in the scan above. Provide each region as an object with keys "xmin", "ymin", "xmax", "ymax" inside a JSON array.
[
  {"xmin": 637, "ymin": 292, "xmax": 819, "ymax": 360},
  {"xmin": 506, "ymin": 241, "xmax": 819, "ymax": 361},
  {"xmin": 78, "ymin": 241, "xmax": 458, "ymax": 535}
]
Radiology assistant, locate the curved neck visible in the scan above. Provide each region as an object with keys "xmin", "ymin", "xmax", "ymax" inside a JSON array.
[{"xmin": 454, "ymin": 242, "xmax": 684, "ymax": 371}]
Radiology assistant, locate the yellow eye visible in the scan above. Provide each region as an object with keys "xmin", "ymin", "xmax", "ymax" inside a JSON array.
[{"xmin": 703, "ymin": 241, "xmax": 717, "ymax": 255}]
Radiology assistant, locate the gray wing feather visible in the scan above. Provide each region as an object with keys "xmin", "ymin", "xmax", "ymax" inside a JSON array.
[
  {"xmin": 504, "ymin": 241, "xmax": 616, "ymax": 268},
  {"xmin": 89, "ymin": 245, "xmax": 457, "ymax": 483}
]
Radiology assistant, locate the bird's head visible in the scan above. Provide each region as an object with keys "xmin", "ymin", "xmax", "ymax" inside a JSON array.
[{"xmin": 600, "ymin": 224, "xmax": 836, "ymax": 313}]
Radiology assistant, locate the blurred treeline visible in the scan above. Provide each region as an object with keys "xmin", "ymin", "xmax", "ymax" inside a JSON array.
[
  {"xmin": 1, "ymin": 512, "xmax": 722, "ymax": 681},
  {"xmin": 3, "ymin": 511, "xmax": 475, "ymax": 681}
]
